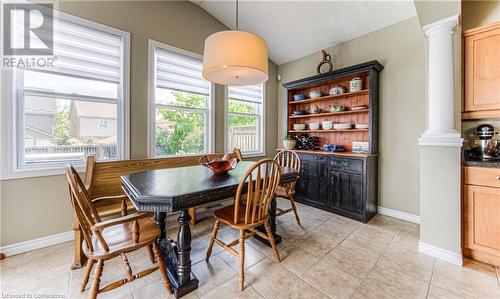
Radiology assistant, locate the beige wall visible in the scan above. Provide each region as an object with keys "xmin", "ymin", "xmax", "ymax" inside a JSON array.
[
  {"xmin": 462, "ymin": 0, "xmax": 500, "ymax": 30},
  {"xmin": 277, "ymin": 17, "xmax": 427, "ymax": 216},
  {"xmin": 0, "ymin": 1, "xmax": 278, "ymax": 247}
]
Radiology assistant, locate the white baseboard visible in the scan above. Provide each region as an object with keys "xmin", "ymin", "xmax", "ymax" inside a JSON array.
[
  {"xmin": 1, "ymin": 231, "xmax": 73, "ymax": 257},
  {"xmin": 419, "ymin": 241, "xmax": 463, "ymax": 266},
  {"xmin": 378, "ymin": 207, "xmax": 420, "ymax": 224}
]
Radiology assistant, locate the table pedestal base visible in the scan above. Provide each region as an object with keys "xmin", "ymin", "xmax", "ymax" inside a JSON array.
[{"xmin": 158, "ymin": 238, "xmax": 198, "ymax": 298}]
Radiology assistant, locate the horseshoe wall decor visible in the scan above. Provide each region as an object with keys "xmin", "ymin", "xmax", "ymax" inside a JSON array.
[{"xmin": 316, "ymin": 50, "xmax": 334, "ymax": 74}]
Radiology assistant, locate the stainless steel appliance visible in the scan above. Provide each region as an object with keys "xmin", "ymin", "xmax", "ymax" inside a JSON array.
[{"xmin": 470, "ymin": 124, "xmax": 500, "ymax": 160}]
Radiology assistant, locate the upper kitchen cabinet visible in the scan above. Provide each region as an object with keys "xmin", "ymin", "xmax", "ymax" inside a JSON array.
[{"xmin": 463, "ymin": 22, "xmax": 500, "ymax": 120}]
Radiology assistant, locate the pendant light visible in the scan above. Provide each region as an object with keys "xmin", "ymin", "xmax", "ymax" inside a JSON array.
[{"xmin": 202, "ymin": 0, "xmax": 269, "ymax": 86}]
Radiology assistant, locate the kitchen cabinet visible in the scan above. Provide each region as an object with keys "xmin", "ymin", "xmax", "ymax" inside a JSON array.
[
  {"xmin": 463, "ymin": 22, "xmax": 500, "ymax": 120},
  {"xmin": 295, "ymin": 153, "xmax": 377, "ymax": 223},
  {"xmin": 463, "ymin": 166, "xmax": 500, "ymax": 266}
]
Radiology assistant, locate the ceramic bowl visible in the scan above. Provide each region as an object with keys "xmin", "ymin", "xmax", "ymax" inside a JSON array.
[
  {"xmin": 309, "ymin": 91, "xmax": 322, "ymax": 98},
  {"xmin": 293, "ymin": 94, "xmax": 306, "ymax": 101},
  {"xmin": 322, "ymin": 121, "xmax": 333, "ymax": 130},
  {"xmin": 309, "ymin": 122, "xmax": 320, "ymax": 130},
  {"xmin": 293, "ymin": 123, "xmax": 306, "ymax": 130},
  {"xmin": 199, "ymin": 154, "xmax": 237, "ymax": 175}
]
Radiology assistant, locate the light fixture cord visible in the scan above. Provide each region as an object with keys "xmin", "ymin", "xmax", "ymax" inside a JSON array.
[{"xmin": 236, "ymin": 0, "xmax": 239, "ymax": 30}]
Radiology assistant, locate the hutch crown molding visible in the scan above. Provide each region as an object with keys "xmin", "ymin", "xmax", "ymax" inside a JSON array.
[{"xmin": 282, "ymin": 60, "xmax": 383, "ymax": 223}]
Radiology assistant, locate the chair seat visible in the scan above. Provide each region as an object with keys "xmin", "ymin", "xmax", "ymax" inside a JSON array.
[
  {"xmin": 276, "ymin": 185, "xmax": 293, "ymax": 198},
  {"xmin": 84, "ymin": 216, "xmax": 160, "ymax": 258},
  {"xmin": 214, "ymin": 204, "xmax": 267, "ymax": 228}
]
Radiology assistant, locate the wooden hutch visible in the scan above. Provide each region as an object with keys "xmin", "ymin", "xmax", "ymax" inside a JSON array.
[{"xmin": 282, "ymin": 61, "xmax": 383, "ymax": 223}]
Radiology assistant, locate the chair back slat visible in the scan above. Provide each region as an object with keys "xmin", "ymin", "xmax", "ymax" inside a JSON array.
[
  {"xmin": 274, "ymin": 150, "xmax": 301, "ymax": 189},
  {"xmin": 66, "ymin": 165, "xmax": 109, "ymax": 253},
  {"xmin": 234, "ymin": 159, "xmax": 281, "ymax": 225}
]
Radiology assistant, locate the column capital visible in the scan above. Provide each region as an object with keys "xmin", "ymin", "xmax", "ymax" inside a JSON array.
[{"xmin": 423, "ymin": 14, "xmax": 459, "ymax": 38}]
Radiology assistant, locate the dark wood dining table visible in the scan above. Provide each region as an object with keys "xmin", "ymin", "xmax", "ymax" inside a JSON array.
[{"xmin": 121, "ymin": 161, "xmax": 298, "ymax": 298}]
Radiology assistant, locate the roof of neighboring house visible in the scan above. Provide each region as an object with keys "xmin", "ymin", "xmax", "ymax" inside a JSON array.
[
  {"xmin": 25, "ymin": 125, "xmax": 57, "ymax": 138},
  {"xmin": 24, "ymin": 96, "xmax": 56, "ymax": 115},
  {"xmin": 72, "ymin": 101, "xmax": 117, "ymax": 119}
]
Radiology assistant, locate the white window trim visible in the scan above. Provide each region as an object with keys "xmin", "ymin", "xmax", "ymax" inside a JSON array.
[
  {"xmin": 224, "ymin": 84, "xmax": 266, "ymax": 158},
  {"xmin": 0, "ymin": 9, "xmax": 130, "ymax": 180},
  {"xmin": 147, "ymin": 39, "xmax": 215, "ymax": 158}
]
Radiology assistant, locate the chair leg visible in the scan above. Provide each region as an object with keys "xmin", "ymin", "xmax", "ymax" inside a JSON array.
[
  {"xmin": 206, "ymin": 220, "xmax": 220, "ymax": 261},
  {"xmin": 89, "ymin": 259, "xmax": 103, "ymax": 299},
  {"xmin": 289, "ymin": 195, "xmax": 301, "ymax": 225},
  {"xmin": 153, "ymin": 242, "xmax": 173, "ymax": 294},
  {"xmin": 80, "ymin": 259, "xmax": 95, "ymax": 292},
  {"xmin": 146, "ymin": 244, "xmax": 155, "ymax": 263},
  {"xmin": 239, "ymin": 229, "xmax": 245, "ymax": 291},
  {"xmin": 264, "ymin": 222, "xmax": 281, "ymax": 263}
]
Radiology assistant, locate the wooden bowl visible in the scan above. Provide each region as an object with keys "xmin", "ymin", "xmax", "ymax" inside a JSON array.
[{"xmin": 199, "ymin": 155, "xmax": 237, "ymax": 175}]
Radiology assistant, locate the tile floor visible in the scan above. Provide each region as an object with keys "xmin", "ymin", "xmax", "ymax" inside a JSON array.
[{"xmin": 1, "ymin": 201, "xmax": 500, "ymax": 299}]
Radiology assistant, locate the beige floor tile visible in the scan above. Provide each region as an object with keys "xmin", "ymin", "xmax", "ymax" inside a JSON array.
[
  {"xmin": 200, "ymin": 276, "xmax": 262, "ymax": 299},
  {"xmin": 0, "ymin": 253, "xmax": 25, "ymax": 291},
  {"xmin": 302, "ymin": 259, "xmax": 362, "ymax": 299},
  {"xmin": 7, "ymin": 266, "xmax": 70, "ymax": 298},
  {"xmin": 353, "ymin": 263, "xmax": 429, "ymax": 299},
  {"xmin": 245, "ymin": 257, "xmax": 328, "ymax": 299},
  {"xmin": 217, "ymin": 241, "xmax": 265, "ymax": 273},
  {"xmin": 427, "ymin": 285, "xmax": 464, "ymax": 299},
  {"xmin": 497, "ymin": 267, "xmax": 500, "ymax": 284},
  {"xmin": 323, "ymin": 235, "xmax": 381, "ymax": 279},
  {"xmin": 293, "ymin": 231, "xmax": 345, "ymax": 258},
  {"xmin": 431, "ymin": 259, "xmax": 500, "ymax": 298},
  {"xmin": 269, "ymin": 243, "xmax": 319, "ymax": 276},
  {"xmin": 377, "ymin": 246, "xmax": 435, "ymax": 282},
  {"xmin": 315, "ymin": 217, "xmax": 359, "ymax": 238},
  {"xmin": 345, "ymin": 230, "xmax": 391, "ymax": 254},
  {"xmin": 399, "ymin": 222, "xmax": 420, "ymax": 239},
  {"xmin": 16, "ymin": 242, "xmax": 73, "ymax": 275},
  {"xmin": 192, "ymin": 255, "xmax": 237, "ymax": 297},
  {"xmin": 366, "ymin": 214, "xmax": 404, "ymax": 235}
]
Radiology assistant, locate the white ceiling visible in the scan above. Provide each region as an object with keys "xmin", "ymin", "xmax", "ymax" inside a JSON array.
[{"xmin": 194, "ymin": 1, "xmax": 417, "ymax": 65}]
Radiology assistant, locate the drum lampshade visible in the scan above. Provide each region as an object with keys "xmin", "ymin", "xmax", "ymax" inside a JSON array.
[{"xmin": 202, "ymin": 30, "xmax": 268, "ymax": 86}]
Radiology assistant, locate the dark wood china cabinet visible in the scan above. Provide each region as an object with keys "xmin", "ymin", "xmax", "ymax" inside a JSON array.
[{"xmin": 282, "ymin": 61, "xmax": 383, "ymax": 223}]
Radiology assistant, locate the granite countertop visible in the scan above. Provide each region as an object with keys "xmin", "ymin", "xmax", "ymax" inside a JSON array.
[{"xmin": 463, "ymin": 150, "xmax": 500, "ymax": 168}]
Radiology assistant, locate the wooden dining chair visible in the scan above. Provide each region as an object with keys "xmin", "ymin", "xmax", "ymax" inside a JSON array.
[
  {"xmin": 65, "ymin": 165, "xmax": 172, "ymax": 299},
  {"xmin": 274, "ymin": 150, "xmax": 301, "ymax": 224},
  {"xmin": 205, "ymin": 159, "xmax": 282, "ymax": 291}
]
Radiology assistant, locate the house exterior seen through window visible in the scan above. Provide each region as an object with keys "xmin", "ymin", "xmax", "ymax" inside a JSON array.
[
  {"xmin": 226, "ymin": 84, "xmax": 265, "ymax": 156},
  {"xmin": 150, "ymin": 41, "xmax": 213, "ymax": 156},
  {"xmin": 2, "ymin": 10, "xmax": 129, "ymax": 177}
]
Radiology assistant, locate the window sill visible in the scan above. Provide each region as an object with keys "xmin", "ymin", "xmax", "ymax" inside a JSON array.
[
  {"xmin": 242, "ymin": 152, "xmax": 266, "ymax": 159},
  {"xmin": 1, "ymin": 164, "xmax": 86, "ymax": 181}
]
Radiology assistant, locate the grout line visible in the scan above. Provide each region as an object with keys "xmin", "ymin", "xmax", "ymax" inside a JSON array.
[
  {"xmin": 3, "ymin": 253, "xmax": 26, "ymax": 293},
  {"xmin": 425, "ymin": 259, "xmax": 437, "ymax": 298},
  {"xmin": 350, "ymin": 226, "xmax": 402, "ymax": 298}
]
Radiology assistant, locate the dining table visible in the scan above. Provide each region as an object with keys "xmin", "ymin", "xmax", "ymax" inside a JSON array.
[{"xmin": 121, "ymin": 161, "xmax": 299, "ymax": 298}]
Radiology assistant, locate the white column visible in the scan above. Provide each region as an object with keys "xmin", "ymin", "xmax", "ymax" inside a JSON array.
[{"xmin": 418, "ymin": 14, "xmax": 463, "ymax": 147}]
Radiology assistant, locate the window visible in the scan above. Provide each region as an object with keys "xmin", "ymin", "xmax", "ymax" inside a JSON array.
[
  {"xmin": 226, "ymin": 84, "xmax": 265, "ymax": 156},
  {"xmin": 1, "ymin": 8, "xmax": 129, "ymax": 178},
  {"xmin": 149, "ymin": 40, "xmax": 213, "ymax": 156}
]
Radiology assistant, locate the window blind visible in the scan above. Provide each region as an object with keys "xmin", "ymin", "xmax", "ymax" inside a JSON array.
[
  {"xmin": 155, "ymin": 47, "xmax": 210, "ymax": 96},
  {"xmin": 13, "ymin": 9, "xmax": 123, "ymax": 83},
  {"xmin": 228, "ymin": 84, "xmax": 263, "ymax": 103}
]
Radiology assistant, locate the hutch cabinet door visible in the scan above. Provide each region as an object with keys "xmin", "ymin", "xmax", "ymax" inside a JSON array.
[
  {"xmin": 296, "ymin": 156, "xmax": 329, "ymax": 206},
  {"xmin": 330, "ymin": 171, "xmax": 364, "ymax": 215},
  {"xmin": 464, "ymin": 25, "xmax": 500, "ymax": 112},
  {"xmin": 464, "ymin": 185, "xmax": 500, "ymax": 253}
]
